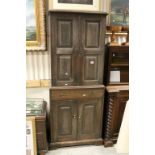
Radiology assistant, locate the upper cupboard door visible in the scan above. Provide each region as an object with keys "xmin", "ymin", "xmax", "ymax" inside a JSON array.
[
  {"xmin": 80, "ymin": 15, "xmax": 106, "ymax": 85},
  {"xmin": 50, "ymin": 13, "xmax": 79, "ymax": 86},
  {"xmin": 80, "ymin": 14, "xmax": 106, "ymax": 53}
]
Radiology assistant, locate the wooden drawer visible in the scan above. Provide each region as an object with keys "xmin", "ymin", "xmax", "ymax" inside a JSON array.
[{"xmin": 50, "ymin": 86, "xmax": 105, "ymax": 100}]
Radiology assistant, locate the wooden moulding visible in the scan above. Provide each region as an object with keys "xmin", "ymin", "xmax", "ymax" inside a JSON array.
[
  {"xmin": 26, "ymin": 80, "xmax": 50, "ymax": 88},
  {"xmin": 50, "ymin": 138, "xmax": 103, "ymax": 149}
]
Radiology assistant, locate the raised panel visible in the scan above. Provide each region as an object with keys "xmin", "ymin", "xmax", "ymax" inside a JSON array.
[
  {"xmin": 57, "ymin": 55, "xmax": 72, "ymax": 81},
  {"xmin": 58, "ymin": 20, "xmax": 72, "ymax": 47},
  {"xmin": 78, "ymin": 99, "xmax": 103, "ymax": 140},
  {"xmin": 84, "ymin": 55, "xmax": 98, "ymax": 80},
  {"xmin": 52, "ymin": 100, "xmax": 77, "ymax": 142},
  {"xmin": 81, "ymin": 104, "xmax": 95, "ymax": 134},
  {"xmin": 58, "ymin": 106, "xmax": 72, "ymax": 135},
  {"xmin": 85, "ymin": 21, "xmax": 100, "ymax": 48}
]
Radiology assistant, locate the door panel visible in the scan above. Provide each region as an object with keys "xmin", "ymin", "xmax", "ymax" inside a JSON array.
[
  {"xmin": 58, "ymin": 20, "xmax": 73, "ymax": 47},
  {"xmin": 52, "ymin": 100, "xmax": 77, "ymax": 142},
  {"xmin": 85, "ymin": 21, "xmax": 100, "ymax": 48},
  {"xmin": 51, "ymin": 14, "xmax": 79, "ymax": 86},
  {"xmin": 80, "ymin": 15, "xmax": 106, "ymax": 53},
  {"xmin": 112, "ymin": 93, "xmax": 128, "ymax": 137},
  {"xmin": 84, "ymin": 55, "xmax": 98, "ymax": 81},
  {"xmin": 80, "ymin": 15, "xmax": 106, "ymax": 85},
  {"xmin": 57, "ymin": 55, "xmax": 72, "ymax": 81},
  {"xmin": 78, "ymin": 99, "xmax": 103, "ymax": 140}
]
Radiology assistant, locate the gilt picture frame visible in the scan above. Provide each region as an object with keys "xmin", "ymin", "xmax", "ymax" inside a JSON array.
[
  {"xmin": 26, "ymin": 0, "xmax": 46, "ymax": 51},
  {"xmin": 48, "ymin": 0, "xmax": 106, "ymax": 12},
  {"xmin": 26, "ymin": 117, "xmax": 37, "ymax": 155}
]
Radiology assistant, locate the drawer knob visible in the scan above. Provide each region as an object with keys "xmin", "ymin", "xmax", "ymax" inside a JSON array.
[
  {"xmin": 82, "ymin": 94, "xmax": 86, "ymax": 97},
  {"xmin": 65, "ymin": 84, "xmax": 68, "ymax": 86},
  {"xmin": 113, "ymin": 53, "xmax": 115, "ymax": 57},
  {"xmin": 79, "ymin": 116, "xmax": 81, "ymax": 119},
  {"xmin": 65, "ymin": 72, "xmax": 68, "ymax": 75}
]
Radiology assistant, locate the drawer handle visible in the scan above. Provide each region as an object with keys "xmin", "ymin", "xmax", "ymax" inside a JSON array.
[
  {"xmin": 65, "ymin": 84, "xmax": 68, "ymax": 86},
  {"xmin": 79, "ymin": 116, "xmax": 81, "ymax": 119},
  {"xmin": 113, "ymin": 53, "xmax": 115, "ymax": 57},
  {"xmin": 82, "ymin": 94, "xmax": 86, "ymax": 97},
  {"xmin": 65, "ymin": 72, "xmax": 68, "ymax": 76}
]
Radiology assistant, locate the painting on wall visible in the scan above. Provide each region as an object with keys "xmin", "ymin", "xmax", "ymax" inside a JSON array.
[
  {"xmin": 58, "ymin": 0, "xmax": 93, "ymax": 5},
  {"xmin": 49, "ymin": 0, "xmax": 105, "ymax": 12},
  {"xmin": 26, "ymin": 0, "xmax": 46, "ymax": 51},
  {"xmin": 108, "ymin": 0, "xmax": 129, "ymax": 26}
]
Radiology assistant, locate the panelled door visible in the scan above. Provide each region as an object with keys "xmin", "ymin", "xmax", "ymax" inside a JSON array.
[
  {"xmin": 51, "ymin": 100, "xmax": 78, "ymax": 142},
  {"xmin": 50, "ymin": 13, "xmax": 79, "ymax": 86},
  {"xmin": 80, "ymin": 14, "xmax": 106, "ymax": 85},
  {"xmin": 78, "ymin": 99, "xmax": 103, "ymax": 140},
  {"xmin": 112, "ymin": 91, "xmax": 129, "ymax": 138}
]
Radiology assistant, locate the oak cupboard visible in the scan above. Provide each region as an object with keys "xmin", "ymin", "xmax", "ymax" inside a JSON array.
[
  {"xmin": 48, "ymin": 11, "xmax": 107, "ymax": 86},
  {"xmin": 49, "ymin": 86, "xmax": 105, "ymax": 149}
]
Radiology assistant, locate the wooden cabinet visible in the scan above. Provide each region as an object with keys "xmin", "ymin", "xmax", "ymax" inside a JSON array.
[
  {"xmin": 50, "ymin": 86, "xmax": 105, "ymax": 149},
  {"xmin": 104, "ymin": 45, "xmax": 129, "ymax": 85},
  {"xmin": 49, "ymin": 11, "xmax": 107, "ymax": 86},
  {"xmin": 103, "ymin": 85, "xmax": 129, "ymax": 147},
  {"xmin": 26, "ymin": 100, "xmax": 48, "ymax": 154}
]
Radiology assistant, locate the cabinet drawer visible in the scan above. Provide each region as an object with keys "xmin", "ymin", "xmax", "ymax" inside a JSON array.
[{"xmin": 50, "ymin": 86, "xmax": 104, "ymax": 100}]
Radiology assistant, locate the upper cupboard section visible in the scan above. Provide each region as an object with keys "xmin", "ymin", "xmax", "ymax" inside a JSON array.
[{"xmin": 49, "ymin": 12, "xmax": 107, "ymax": 86}]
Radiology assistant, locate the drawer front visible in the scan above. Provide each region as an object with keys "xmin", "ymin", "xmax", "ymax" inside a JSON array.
[{"xmin": 51, "ymin": 88, "xmax": 104, "ymax": 100}]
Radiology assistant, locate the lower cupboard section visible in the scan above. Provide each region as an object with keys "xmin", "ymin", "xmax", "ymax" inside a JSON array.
[{"xmin": 49, "ymin": 86, "xmax": 105, "ymax": 149}]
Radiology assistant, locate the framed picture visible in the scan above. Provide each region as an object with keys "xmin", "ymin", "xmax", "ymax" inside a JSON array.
[
  {"xmin": 26, "ymin": 0, "xmax": 46, "ymax": 51},
  {"xmin": 107, "ymin": 0, "xmax": 129, "ymax": 26},
  {"xmin": 48, "ymin": 0, "xmax": 106, "ymax": 12},
  {"xmin": 26, "ymin": 117, "xmax": 37, "ymax": 155}
]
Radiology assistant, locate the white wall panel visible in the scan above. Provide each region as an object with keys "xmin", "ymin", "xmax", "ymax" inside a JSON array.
[{"xmin": 26, "ymin": 51, "xmax": 50, "ymax": 80}]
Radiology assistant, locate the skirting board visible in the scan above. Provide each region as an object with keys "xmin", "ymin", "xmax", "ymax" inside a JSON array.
[{"xmin": 26, "ymin": 80, "xmax": 51, "ymax": 88}]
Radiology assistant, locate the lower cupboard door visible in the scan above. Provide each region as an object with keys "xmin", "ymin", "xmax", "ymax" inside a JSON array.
[
  {"xmin": 78, "ymin": 99, "xmax": 103, "ymax": 140},
  {"xmin": 52, "ymin": 100, "xmax": 77, "ymax": 142}
]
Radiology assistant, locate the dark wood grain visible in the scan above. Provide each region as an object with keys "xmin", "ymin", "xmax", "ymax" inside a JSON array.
[
  {"xmin": 103, "ymin": 85, "xmax": 129, "ymax": 147},
  {"xmin": 104, "ymin": 45, "xmax": 129, "ymax": 85},
  {"xmin": 49, "ymin": 12, "xmax": 106, "ymax": 86},
  {"xmin": 50, "ymin": 86, "xmax": 105, "ymax": 149},
  {"xmin": 34, "ymin": 102, "xmax": 48, "ymax": 153}
]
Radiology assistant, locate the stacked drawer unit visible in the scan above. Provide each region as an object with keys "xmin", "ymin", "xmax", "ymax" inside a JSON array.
[
  {"xmin": 103, "ymin": 45, "xmax": 129, "ymax": 147},
  {"xmin": 48, "ymin": 11, "xmax": 107, "ymax": 149}
]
